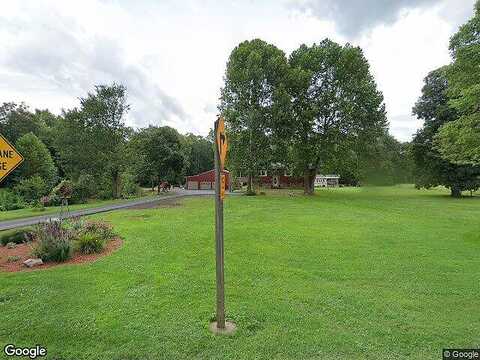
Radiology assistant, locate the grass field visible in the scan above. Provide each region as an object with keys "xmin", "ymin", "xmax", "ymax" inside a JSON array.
[
  {"xmin": 0, "ymin": 185, "xmax": 479, "ymax": 359},
  {"xmin": 0, "ymin": 191, "xmax": 159, "ymax": 222}
]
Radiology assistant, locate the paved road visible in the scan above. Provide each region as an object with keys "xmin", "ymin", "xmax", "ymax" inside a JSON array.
[{"xmin": 0, "ymin": 189, "xmax": 215, "ymax": 231}]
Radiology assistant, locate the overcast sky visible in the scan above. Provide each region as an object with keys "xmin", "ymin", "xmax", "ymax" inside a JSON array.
[{"xmin": 0, "ymin": 0, "xmax": 476, "ymax": 141}]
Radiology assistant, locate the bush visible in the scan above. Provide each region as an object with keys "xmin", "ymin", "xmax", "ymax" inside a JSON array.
[
  {"xmin": 83, "ymin": 220, "xmax": 116, "ymax": 240},
  {"xmin": 13, "ymin": 176, "xmax": 48, "ymax": 203},
  {"xmin": 7, "ymin": 255, "xmax": 20, "ymax": 263},
  {"xmin": 30, "ymin": 219, "xmax": 116, "ymax": 262},
  {"xmin": 31, "ymin": 221, "xmax": 73, "ymax": 262},
  {"xmin": 121, "ymin": 172, "xmax": 141, "ymax": 198},
  {"xmin": 0, "ymin": 190, "xmax": 26, "ymax": 211},
  {"xmin": 75, "ymin": 232, "xmax": 106, "ymax": 254},
  {"xmin": 51, "ymin": 180, "xmax": 73, "ymax": 200},
  {"xmin": 0, "ymin": 227, "xmax": 33, "ymax": 245},
  {"xmin": 72, "ymin": 175, "xmax": 97, "ymax": 203},
  {"xmin": 96, "ymin": 176, "xmax": 114, "ymax": 200}
]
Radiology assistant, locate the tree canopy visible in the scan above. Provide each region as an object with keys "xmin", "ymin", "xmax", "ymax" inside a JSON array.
[
  {"xmin": 55, "ymin": 84, "xmax": 130, "ymax": 198},
  {"xmin": 434, "ymin": 1, "xmax": 480, "ymax": 168},
  {"xmin": 412, "ymin": 67, "xmax": 480, "ymax": 196},
  {"xmin": 288, "ymin": 39, "xmax": 387, "ymax": 193},
  {"xmin": 220, "ymin": 39, "xmax": 290, "ymax": 193},
  {"xmin": 15, "ymin": 133, "xmax": 57, "ymax": 188}
]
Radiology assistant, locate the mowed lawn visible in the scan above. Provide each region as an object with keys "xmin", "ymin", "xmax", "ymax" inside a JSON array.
[
  {"xmin": 0, "ymin": 186, "xmax": 479, "ymax": 359},
  {"xmin": 0, "ymin": 191, "xmax": 158, "ymax": 222}
]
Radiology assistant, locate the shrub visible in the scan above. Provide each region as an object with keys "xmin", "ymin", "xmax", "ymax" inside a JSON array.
[
  {"xmin": 0, "ymin": 228, "xmax": 33, "ymax": 246},
  {"xmin": 0, "ymin": 189, "xmax": 26, "ymax": 211},
  {"xmin": 96, "ymin": 176, "xmax": 114, "ymax": 200},
  {"xmin": 121, "ymin": 172, "xmax": 141, "ymax": 198},
  {"xmin": 15, "ymin": 132, "xmax": 57, "ymax": 188},
  {"xmin": 75, "ymin": 232, "xmax": 106, "ymax": 254},
  {"xmin": 32, "ymin": 199, "xmax": 46, "ymax": 212},
  {"xmin": 31, "ymin": 221, "xmax": 73, "ymax": 262},
  {"xmin": 13, "ymin": 176, "xmax": 48, "ymax": 203},
  {"xmin": 51, "ymin": 180, "xmax": 74, "ymax": 201},
  {"xmin": 7, "ymin": 256, "xmax": 20, "ymax": 263},
  {"xmin": 72, "ymin": 175, "xmax": 97, "ymax": 203},
  {"xmin": 83, "ymin": 220, "xmax": 116, "ymax": 240}
]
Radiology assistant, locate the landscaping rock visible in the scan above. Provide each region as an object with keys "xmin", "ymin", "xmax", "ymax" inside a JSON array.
[
  {"xmin": 6, "ymin": 242, "xmax": 17, "ymax": 249},
  {"xmin": 23, "ymin": 258, "xmax": 43, "ymax": 268}
]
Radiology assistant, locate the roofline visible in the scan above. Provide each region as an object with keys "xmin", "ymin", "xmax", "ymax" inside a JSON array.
[{"xmin": 186, "ymin": 169, "xmax": 229, "ymax": 178}]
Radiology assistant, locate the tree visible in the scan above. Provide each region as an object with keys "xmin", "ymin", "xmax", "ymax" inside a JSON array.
[
  {"xmin": 182, "ymin": 133, "xmax": 214, "ymax": 176},
  {"xmin": 435, "ymin": 114, "xmax": 480, "ymax": 166},
  {"xmin": 55, "ymin": 84, "xmax": 130, "ymax": 198},
  {"xmin": 412, "ymin": 67, "xmax": 480, "ymax": 197},
  {"xmin": 447, "ymin": 0, "xmax": 480, "ymax": 117},
  {"xmin": 0, "ymin": 102, "xmax": 43, "ymax": 143},
  {"xmin": 358, "ymin": 133, "xmax": 414, "ymax": 185},
  {"xmin": 129, "ymin": 126, "xmax": 184, "ymax": 189},
  {"xmin": 435, "ymin": 1, "xmax": 480, "ymax": 167},
  {"xmin": 288, "ymin": 39, "xmax": 387, "ymax": 194},
  {"xmin": 15, "ymin": 133, "xmax": 57, "ymax": 188},
  {"xmin": 220, "ymin": 39, "xmax": 290, "ymax": 193}
]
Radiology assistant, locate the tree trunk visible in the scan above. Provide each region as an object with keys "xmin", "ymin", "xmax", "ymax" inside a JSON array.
[
  {"xmin": 247, "ymin": 172, "xmax": 253, "ymax": 194},
  {"xmin": 112, "ymin": 170, "xmax": 121, "ymax": 199},
  {"xmin": 304, "ymin": 168, "xmax": 316, "ymax": 195},
  {"xmin": 451, "ymin": 186, "xmax": 462, "ymax": 198}
]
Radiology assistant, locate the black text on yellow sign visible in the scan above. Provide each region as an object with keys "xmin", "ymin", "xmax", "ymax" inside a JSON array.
[
  {"xmin": 0, "ymin": 134, "xmax": 23, "ymax": 183},
  {"xmin": 220, "ymin": 173, "xmax": 226, "ymax": 200},
  {"xmin": 216, "ymin": 117, "xmax": 228, "ymax": 171}
]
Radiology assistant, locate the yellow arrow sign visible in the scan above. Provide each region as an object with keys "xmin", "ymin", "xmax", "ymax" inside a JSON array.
[
  {"xmin": 0, "ymin": 134, "xmax": 24, "ymax": 183},
  {"xmin": 216, "ymin": 117, "xmax": 228, "ymax": 171},
  {"xmin": 220, "ymin": 173, "xmax": 226, "ymax": 200}
]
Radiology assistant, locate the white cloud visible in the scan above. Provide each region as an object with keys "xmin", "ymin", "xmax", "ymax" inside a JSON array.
[{"xmin": 0, "ymin": 0, "xmax": 477, "ymax": 140}]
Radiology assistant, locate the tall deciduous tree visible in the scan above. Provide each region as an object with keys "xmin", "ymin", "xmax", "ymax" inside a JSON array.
[
  {"xmin": 220, "ymin": 39, "xmax": 290, "ymax": 193},
  {"xmin": 15, "ymin": 133, "xmax": 57, "ymax": 187},
  {"xmin": 129, "ymin": 126, "xmax": 184, "ymax": 188},
  {"xmin": 0, "ymin": 102, "xmax": 43, "ymax": 143},
  {"xmin": 288, "ymin": 39, "xmax": 387, "ymax": 194},
  {"xmin": 435, "ymin": 114, "xmax": 480, "ymax": 166},
  {"xmin": 435, "ymin": 1, "xmax": 480, "ymax": 166},
  {"xmin": 182, "ymin": 133, "xmax": 214, "ymax": 176},
  {"xmin": 412, "ymin": 67, "xmax": 480, "ymax": 197},
  {"xmin": 55, "ymin": 84, "xmax": 130, "ymax": 198}
]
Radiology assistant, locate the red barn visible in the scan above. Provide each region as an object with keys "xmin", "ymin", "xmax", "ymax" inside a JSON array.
[{"xmin": 185, "ymin": 169, "xmax": 230, "ymax": 190}]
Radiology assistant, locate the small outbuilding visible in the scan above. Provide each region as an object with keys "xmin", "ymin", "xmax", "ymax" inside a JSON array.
[
  {"xmin": 185, "ymin": 169, "xmax": 230, "ymax": 190},
  {"xmin": 314, "ymin": 174, "xmax": 340, "ymax": 188}
]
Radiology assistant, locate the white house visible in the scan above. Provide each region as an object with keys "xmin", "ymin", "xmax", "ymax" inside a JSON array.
[{"xmin": 314, "ymin": 174, "xmax": 340, "ymax": 188}]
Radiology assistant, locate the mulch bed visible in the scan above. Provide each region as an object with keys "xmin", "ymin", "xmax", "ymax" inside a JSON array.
[{"xmin": 0, "ymin": 238, "xmax": 123, "ymax": 273}]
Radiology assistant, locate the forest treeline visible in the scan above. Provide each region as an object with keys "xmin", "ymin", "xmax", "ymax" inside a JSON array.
[{"xmin": 0, "ymin": 85, "xmax": 214, "ymax": 210}]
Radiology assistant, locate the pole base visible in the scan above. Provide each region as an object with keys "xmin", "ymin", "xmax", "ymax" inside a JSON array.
[{"xmin": 209, "ymin": 321, "xmax": 237, "ymax": 335}]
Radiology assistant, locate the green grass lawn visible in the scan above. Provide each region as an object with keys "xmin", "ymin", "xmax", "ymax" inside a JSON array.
[
  {"xmin": 0, "ymin": 192, "xmax": 161, "ymax": 222},
  {"xmin": 0, "ymin": 186, "xmax": 479, "ymax": 359}
]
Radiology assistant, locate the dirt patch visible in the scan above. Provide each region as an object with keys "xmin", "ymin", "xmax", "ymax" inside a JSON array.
[
  {"xmin": 0, "ymin": 238, "xmax": 123, "ymax": 273},
  {"xmin": 128, "ymin": 198, "xmax": 183, "ymax": 210}
]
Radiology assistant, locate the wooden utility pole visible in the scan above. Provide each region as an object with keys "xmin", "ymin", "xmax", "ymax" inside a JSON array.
[
  {"xmin": 210, "ymin": 117, "xmax": 236, "ymax": 335},
  {"xmin": 214, "ymin": 117, "xmax": 226, "ymax": 329}
]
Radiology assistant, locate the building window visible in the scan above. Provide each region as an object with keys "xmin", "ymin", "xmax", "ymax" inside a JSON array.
[{"xmin": 259, "ymin": 169, "xmax": 267, "ymax": 176}]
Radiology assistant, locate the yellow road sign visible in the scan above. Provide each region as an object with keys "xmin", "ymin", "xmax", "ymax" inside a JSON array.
[
  {"xmin": 216, "ymin": 117, "xmax": 228, "ymax": 170},
  {"xmin": 0, "ymin": 134, "xmax": 23, "ymax": 183},
  {"xmin": 220, "ymin": 173, "xmax": 226, "ymax": 200}
]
